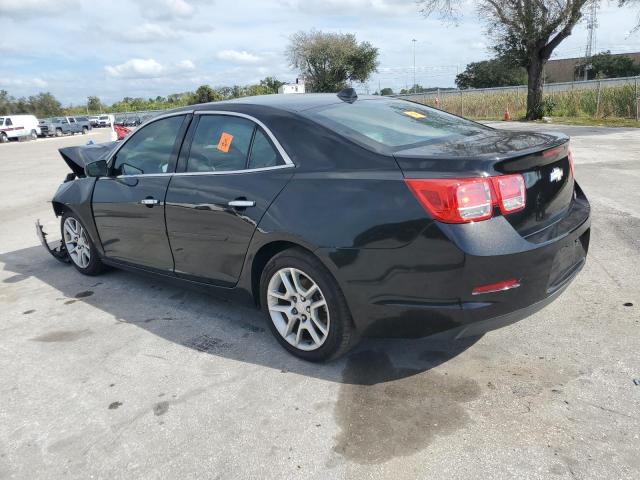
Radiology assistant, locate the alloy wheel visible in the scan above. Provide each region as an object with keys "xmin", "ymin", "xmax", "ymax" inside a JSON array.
[
  {"xmin": 63, "ymin": 217, "xmax": 91, "ymax": 269},
  {"xmin": 267, "ymin": 267, "xmax": 330, "ymax": 351}
]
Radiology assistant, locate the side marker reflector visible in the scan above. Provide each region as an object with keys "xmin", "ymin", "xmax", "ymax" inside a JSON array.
[{"xmin": 472, "ymin": 279, "xmax": 521, "ymax": 295}]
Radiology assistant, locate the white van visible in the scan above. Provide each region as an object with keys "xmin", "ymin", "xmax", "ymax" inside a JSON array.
[
  {"xmin": 97, "ymin": 114, "xmax": 114, "ymax": 127},
  {"xmin": 0, "ymin": 115, "xmax": 41, "ymax": 142}
]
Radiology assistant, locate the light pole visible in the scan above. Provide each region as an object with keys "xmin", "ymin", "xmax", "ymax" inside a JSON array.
[{"xmin": 412, "ymin": 39, "xmax": 417, "ymax": 93}]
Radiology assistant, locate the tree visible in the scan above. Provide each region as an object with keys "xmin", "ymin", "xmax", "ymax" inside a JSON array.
[
  {"xmin": 456, "ymin": 57, "xmax": 527, "ymax": 89},
  {"xmin": 618, "ymin": 1, "xmax": 640, "ymax": 32},
  {"xmin": 380, "ymin": 87, "xmax": 394, "ymax": 96},
  {"xmin": 27, "ymin": 92, "xmax": 62, "ymax": 117},
  {"xmin": 192, "ymin": 85, "xmax": 219, "ymax": 104},
  {"xmin": 286, "ymin": 30, "xmax": 379, "ymax": 92},
  {"xmin": 0, "ymin": 90, "xmax": 15, "ymax": 114},
  {"xmin": 87, "ymin": 96, "xmax": 102, "ymax": 113},
  {"xmin": 419, "ymin": 1, "xmax": 596, "ymax": 119},
  {"xmin": 259, "ymin": 77, "xmax": 285, "ymax": 94},
  {"xmin": 589, "ymin": 50, "xmax": 640, "ymax": 79}
]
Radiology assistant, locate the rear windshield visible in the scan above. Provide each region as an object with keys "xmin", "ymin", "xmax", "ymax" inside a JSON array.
[{"xmin": 306, "ymin": 98, "xmax": 490, "ymax": 152}]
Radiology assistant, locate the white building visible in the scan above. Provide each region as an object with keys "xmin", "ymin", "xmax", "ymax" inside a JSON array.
[{"xmin": 278, "ymin": 79, "xmax": 305, "ymax": 94}]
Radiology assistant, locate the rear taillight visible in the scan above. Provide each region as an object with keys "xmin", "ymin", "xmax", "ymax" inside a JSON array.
[
  {"xmin": 405, "ymin": 174, "xmax": 526, "ymax": 224},
  {"xmin": 493, "ymin": 174, "xmax": 526, "ymax": 214}
]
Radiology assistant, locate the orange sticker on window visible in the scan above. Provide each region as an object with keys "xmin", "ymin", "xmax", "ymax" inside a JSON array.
[{"xmin": 217, "ymin": 132, "xmax": 234, "ymax": 153}]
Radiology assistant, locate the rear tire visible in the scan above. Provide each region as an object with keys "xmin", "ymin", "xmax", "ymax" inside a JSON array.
[
  {"xmin": 260, "ymin": 248, "xmax": 357, "ymax": 362},
  {"xmin": 82, "ymin": 126, "xmax": 88, "ymax": 134},
  {"xmin": 30, "ymin": 129, "xmax": 37, "ymax": 140},
  {"xmin": 61, "ymin": 212, "xmax": 105, "ymax": 276},
  {"xmin": 0, "ymin": 132, "xmax": 7, "ymax": 143},
  {"xmin": 55, "ymin": 128, "xmax": 62, "ymax": 137}
]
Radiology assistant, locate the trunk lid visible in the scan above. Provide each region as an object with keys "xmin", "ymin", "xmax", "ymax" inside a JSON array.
[{"xmin": 394, "ymin": 129, "xmax": 576, "ymax": 238}]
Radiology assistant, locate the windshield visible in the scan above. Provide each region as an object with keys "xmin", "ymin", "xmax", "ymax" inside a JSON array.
[
  {"xmin": 0, "ymin": 118, "xmax": 4, "ymax": 125},
  {"xmin": 306, "ymin": 98, "xmax": 491, "ymax": 152}
]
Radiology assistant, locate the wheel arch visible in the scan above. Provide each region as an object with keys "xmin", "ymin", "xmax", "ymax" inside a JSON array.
[{"xmin": 249, "ymin": 240, "xmax": 318, "ymax": 308}]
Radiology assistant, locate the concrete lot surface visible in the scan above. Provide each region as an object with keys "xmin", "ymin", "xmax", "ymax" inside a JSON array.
[{"xmin": 0, "ymin": 124, "xmax": 638, "ymax": 479}]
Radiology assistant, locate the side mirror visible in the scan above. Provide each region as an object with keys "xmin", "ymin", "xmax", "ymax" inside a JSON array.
[{"xmin": 85, "ymin": 159, "xmax": 108, "ymax": 177}]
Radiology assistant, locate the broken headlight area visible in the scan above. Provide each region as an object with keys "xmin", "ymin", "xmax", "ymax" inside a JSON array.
[{"xmin": 36, "ymin": 219, "xmax": 70, "ymax": 264}]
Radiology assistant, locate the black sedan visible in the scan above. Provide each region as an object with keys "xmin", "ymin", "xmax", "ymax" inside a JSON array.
[{"xmin": 37, "ymin": 90, "xmax": 590, "ymax": 361}]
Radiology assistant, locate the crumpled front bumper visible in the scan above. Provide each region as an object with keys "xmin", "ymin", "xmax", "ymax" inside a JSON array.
[{"xmin": 36, "ymin": 219, "xmax": 70, "ymax": 263}]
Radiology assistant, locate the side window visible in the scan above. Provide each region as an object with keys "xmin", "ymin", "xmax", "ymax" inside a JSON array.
[
  {"xmin": 5, "ymin": 118, "xmax": 12, "ymax": 126},
  {"xmin": 113, "ymin": 115, "xmax": 184, "ymax": 176},
  {"xmin": 248, "ymin": 129, "xmax": 283, "ymax": 169},
  {"xmin": 69, "ymin": 118, "xmax": 76, "ymax": 123},
  {"xmin": 186, "ymin": 115, "xmax": 255, "ymax": 173}
]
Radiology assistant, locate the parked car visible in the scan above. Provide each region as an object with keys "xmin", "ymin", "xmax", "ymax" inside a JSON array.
[
  {"xmin": 36, "ymin": 91, "xmax": 590, "ymax": 361},
  {"xmin": 88, "ymin": 116, "xmax": 100, "ymax": 127},
  {"xmin": 72, "ymin": 116, "xmax": 93, "ymax": 133},
  {"xmin": 39, "ymin": 116, "xmax": 89, "ymax": 137},
  {"xmin": 97, "ymin": 114, "xmax": 114, "ymax": 127},
  {"xmin": 0, "ymin": 114, "xmax": 40, "ymax": 142},
  {"xmin": 123, "ymin": 115, "xmax": 142, "ymax": 127}
]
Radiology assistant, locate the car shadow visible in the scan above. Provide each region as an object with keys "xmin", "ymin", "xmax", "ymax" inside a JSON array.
[{"xmin": 1, "ymin": 244, "xmax": 480, "ymax": 386}]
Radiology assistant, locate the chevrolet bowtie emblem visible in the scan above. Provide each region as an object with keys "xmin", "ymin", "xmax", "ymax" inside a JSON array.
[{"xmin": 550, "ymin": 167, "xmax": 564, "ymax": 183}]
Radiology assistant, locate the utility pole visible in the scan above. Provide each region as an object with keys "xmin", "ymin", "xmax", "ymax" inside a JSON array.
[
  {"xmin": 583, "ymin": 0, "xmax": 599, "ymax": 81},
  {"xmin": 412, "ymin": 39, "xmax": 417, "ymax": 93}
]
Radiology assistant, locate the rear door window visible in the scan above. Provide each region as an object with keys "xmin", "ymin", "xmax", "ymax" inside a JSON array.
[
  {"xmin": 5, "ymin": 118, "xmax": 12, "ymax": 126},
  {"xmin": 186, "ymin": 115, "xmax": 255, "ymax": 173},
  {"xmin": 248, "ymin": 128, "xmax": 282, "ymax": 169}
]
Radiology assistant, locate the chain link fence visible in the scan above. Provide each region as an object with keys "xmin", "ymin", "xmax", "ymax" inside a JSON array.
[{"xmin": 393, "ymin": 75, "xmax": 640, "ymax": 121}]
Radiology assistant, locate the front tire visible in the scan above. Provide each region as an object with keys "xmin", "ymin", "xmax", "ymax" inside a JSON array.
[
  {"xmin": 82, "ymin": 126, "xmax": 88, "ymax": 134},
  {"xmin": 55, "ymin": 128, "xmax": 62, "ymax": 137},
  {"xmin": 0, "ymin": 132, "xmax": 7, "ymax": 143},
  {"xmin": 61, "ymin": 212, "xmax": 104, "ymax": 276},
  {"xmin": 260, "ymin": 248, "xmax": 356, "ymax": 362},
  {"xmin": 30, "ymin": 129, "xmax": 38, "ymax": 140}
]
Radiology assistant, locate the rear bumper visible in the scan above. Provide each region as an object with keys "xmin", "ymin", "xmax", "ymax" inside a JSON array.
[
  {"xmin": 319, "ymin": 186, "xmax": 590, "ymax": 339},
  {"xmin": 430, "ymin": 258, "xmax": 582, "ymax": 340}
]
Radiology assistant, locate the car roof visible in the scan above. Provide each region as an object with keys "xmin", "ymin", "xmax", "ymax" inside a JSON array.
[{"xmin": 188, "ymin": 93, "xmax": 388, "ymax": 114}]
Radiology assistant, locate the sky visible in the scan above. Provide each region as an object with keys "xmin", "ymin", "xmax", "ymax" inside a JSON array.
[{"xmin": 1, "ymin": 0, "xmax": 639, "ymax": 105}]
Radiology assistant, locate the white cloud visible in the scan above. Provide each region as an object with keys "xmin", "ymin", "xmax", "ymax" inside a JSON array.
[
  {"xmin": 105, "ymin": 58, "xmax": 195, "ymax": 79},
  {"xmin": 216, "ymin": 50, "xmax": 262, "ymax": 64},
  {"xmin": 121, "ymin": 23, "xmax": 181, "ymax": 42},
  {"xmin": 280, "ymin": 0, "xmax": 417, "ymax": 16},
  {"xmin": 0, "ymin": 77, "xmax": 48, "ymax": 88},
  {"xmin": 140, "ymin": 0, "xmax": 194, "ymax": 20},
  {"xmin": 176, "ymin": 59, "xmax": 196, "ymax": 70},
  {"xmin": 0, "ymin": 0, "xmax": 79, "ymax": 18}
]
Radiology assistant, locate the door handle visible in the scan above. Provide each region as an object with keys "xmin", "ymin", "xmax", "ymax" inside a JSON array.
[
  {"xmin": 140, "ymin": 198, "xmax": 160, "ymax": 206},
  {"xmin": 228, "ymin": 200, "xmax": 255, "ymax": 208}
]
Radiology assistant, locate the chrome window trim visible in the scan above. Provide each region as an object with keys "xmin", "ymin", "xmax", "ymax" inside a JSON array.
[
  {"xmin": 107, "ymin": 109, "xmax": 296, "ymax": 178},
  {"xmin": 106, "ymin": 163, "xmax": 295, "ymax": 180}
]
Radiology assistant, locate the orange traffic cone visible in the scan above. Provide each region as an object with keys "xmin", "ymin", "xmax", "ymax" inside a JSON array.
[{"xmin": 503, "ymin": 108, "xmax": 511, "ymax": 121}]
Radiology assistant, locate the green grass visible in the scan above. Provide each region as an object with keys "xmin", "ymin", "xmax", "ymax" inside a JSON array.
[{"xmin": 411, "ymin": 83, "xmax": 640, "ymax": 127}]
